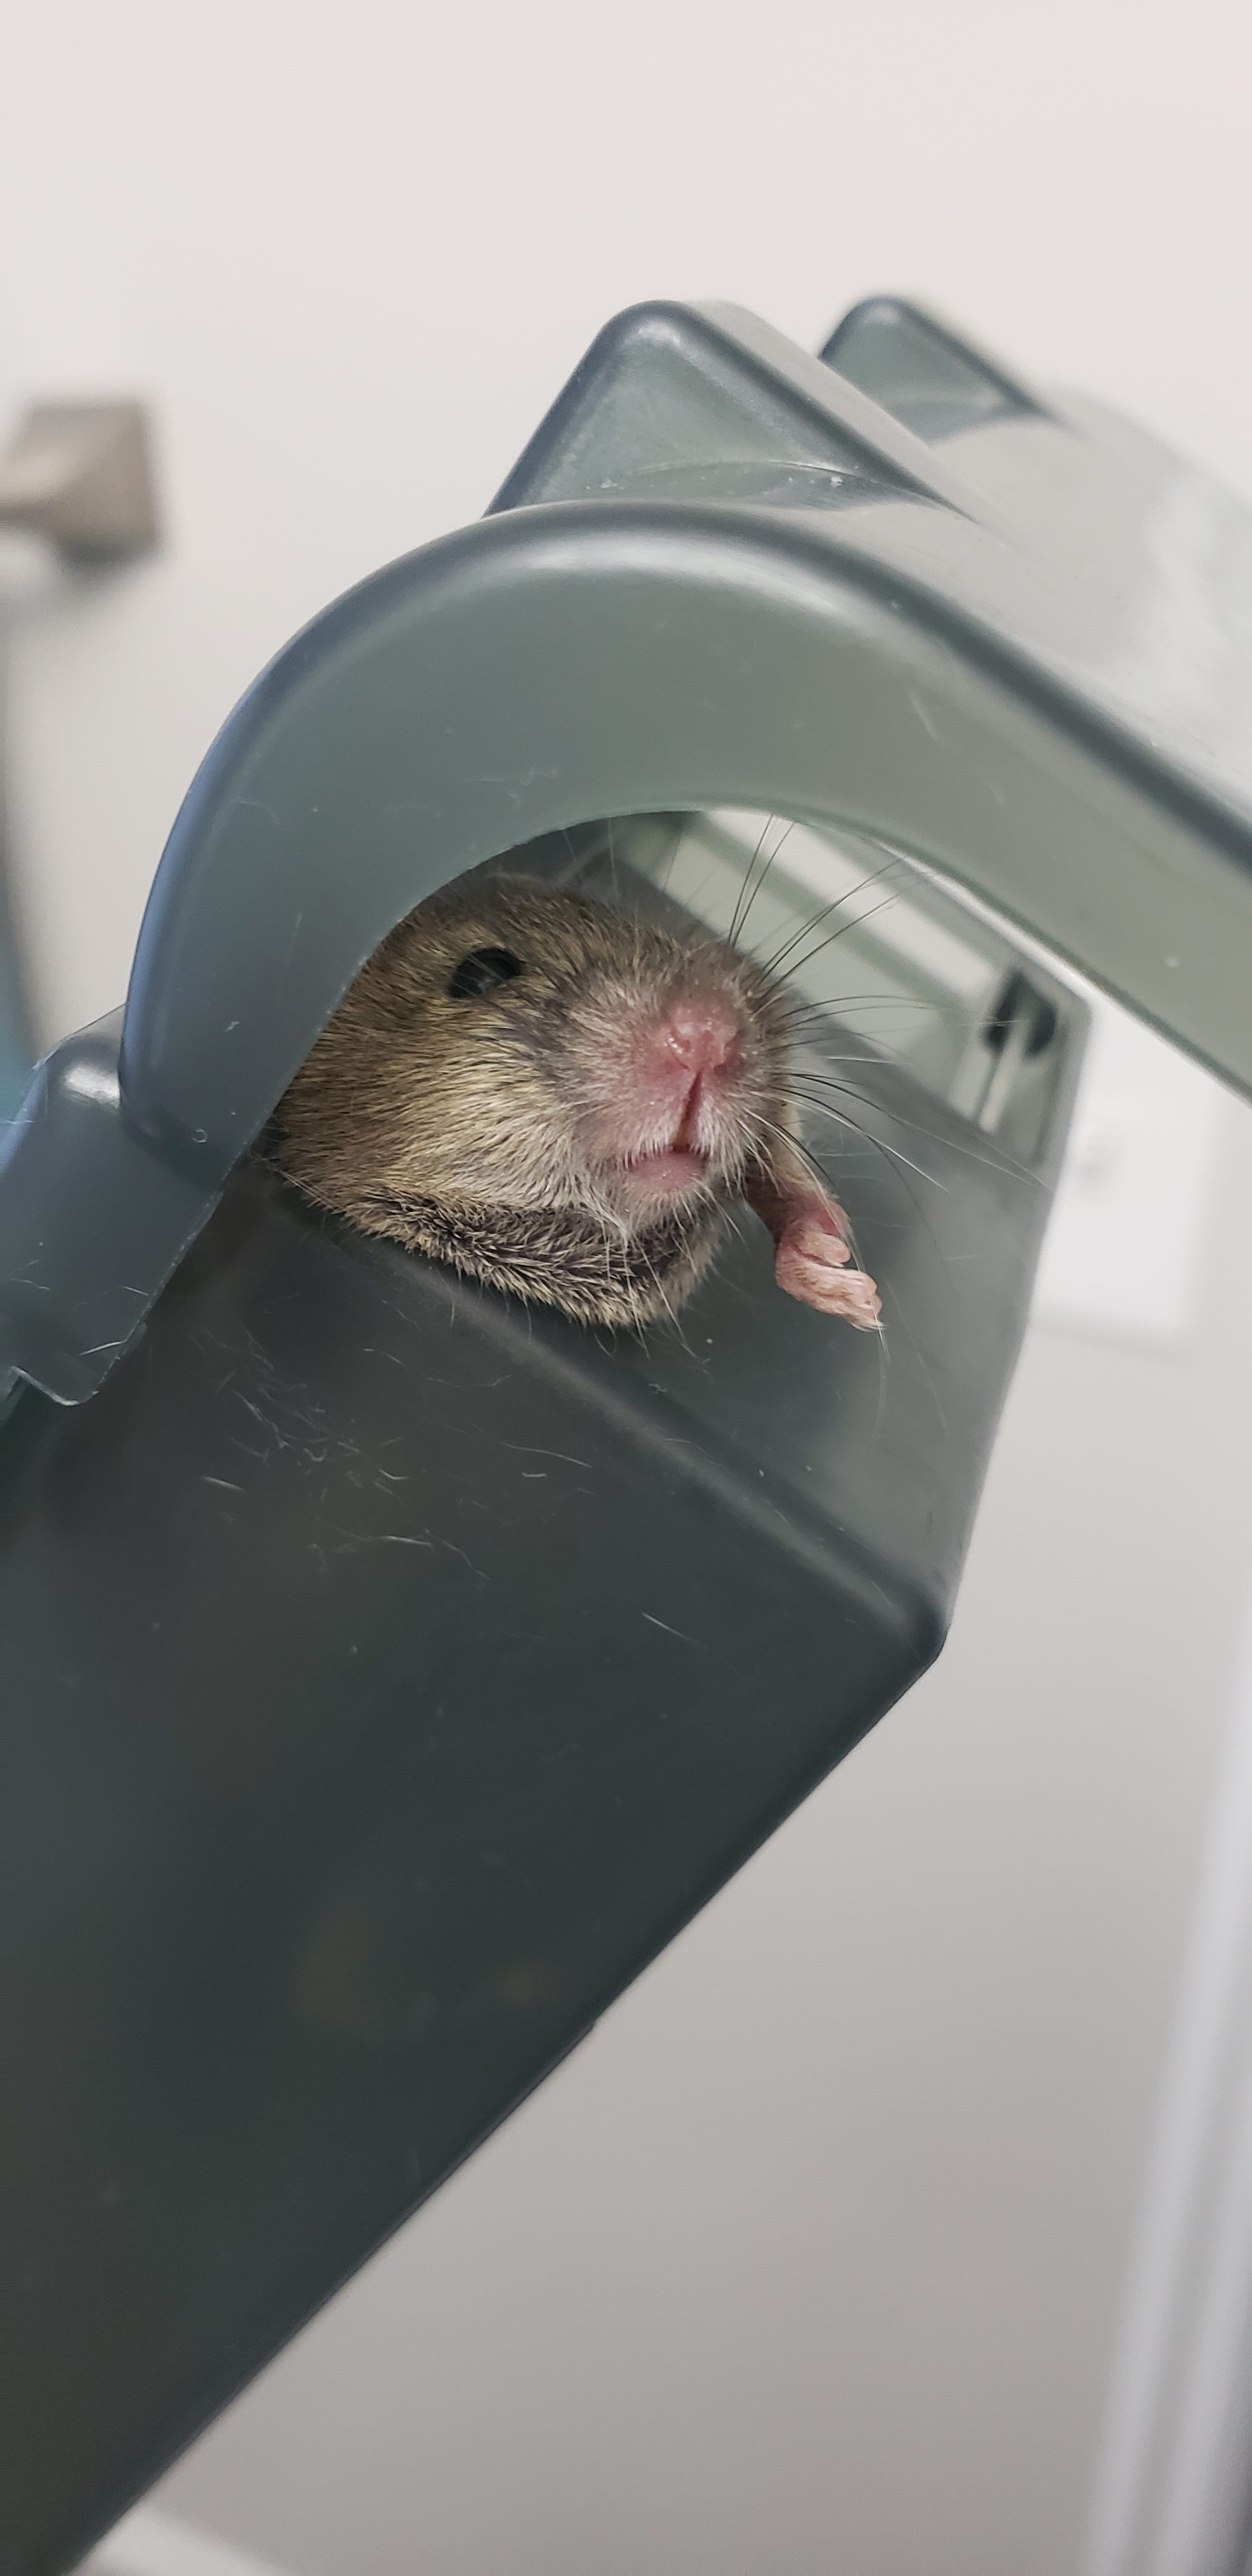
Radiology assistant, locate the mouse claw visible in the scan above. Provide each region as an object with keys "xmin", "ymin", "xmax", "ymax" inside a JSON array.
[
  {"xmin": 775, "ymin": 1240, "xmax": 882, "ymax": 1327},
  {"xmin": 781, "ymin": 1208, "xmax": 853, "ymax": 1268}
]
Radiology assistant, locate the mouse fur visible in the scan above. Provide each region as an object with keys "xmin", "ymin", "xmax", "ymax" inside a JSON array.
[{"xmin": 271, "ymin": 872, "xmax": 880, "ymax": 1333}]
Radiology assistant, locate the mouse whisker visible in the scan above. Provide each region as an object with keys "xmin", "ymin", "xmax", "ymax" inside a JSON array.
[
  {"xmin": 791, "ymin": 1070, "xmax": 1037, "ymax": 1184},
  {"xmin": 728, "ymin": 813, "xmax": 787, "ymax": 948},
  {"xmin": 754, "ymin": 852, "xmax": 909, "ymax": 981},
  {"xmin": 786, "ymin": 1086, "xmax": 946, "ymax": 1193},
  {"xmin": 764, "ymin": 890, "xmax": 901, "ymax": 989}
]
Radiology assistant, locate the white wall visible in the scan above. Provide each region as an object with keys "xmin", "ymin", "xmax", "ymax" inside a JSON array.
[
  {"xmin": 4, "ymin": 0, "xmax": 1252, "ymax": 1043},
  {"xmin": 5, "ymin": 2, "xmax": 1251, "ymax": 2570}
]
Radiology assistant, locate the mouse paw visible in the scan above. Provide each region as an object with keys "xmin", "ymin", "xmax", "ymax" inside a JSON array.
[
  {"xmin": 775, "ymin": 1235, "xmax": 882, "ymax": 1328},
  {"xmin": 743, "ymin": 1157, "xmax": 879, "ymax": 1328},
  {"xmin": 779, "ymin": 1202, "xmax": 853, "ymax": 1268}
]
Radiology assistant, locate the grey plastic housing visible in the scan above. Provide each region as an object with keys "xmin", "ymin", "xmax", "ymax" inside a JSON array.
[
  {"xmin": 0, "ymin": 294, "xmax": 1242, "ymax": 2574},
  {"xmin": 0, "ymin": 811, "xmax": 1081, "ymax": 2576},
  {"xmin": 3, "ymin": 293, "xmax": 1252, "ymax": 1409}
]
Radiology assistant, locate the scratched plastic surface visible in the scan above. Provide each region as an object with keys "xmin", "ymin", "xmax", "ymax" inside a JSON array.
[
  {"xmin": 0, "ymin": 857, "xmax": 1076, "ymax": 2570},
  {"xmin": 0, "ymin": 809, "xmax": 1087, "ymax": 2576},
  {"xmin": 10, "ymin": 280, "xmax": 1236, "ymax": 2574}
]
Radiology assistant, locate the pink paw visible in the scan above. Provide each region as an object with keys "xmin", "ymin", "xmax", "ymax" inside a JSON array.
[
  {"xmin": 785, "ymin": 1207, "xmax": 853, "ymax": 1268},
  {"xmin": 775, "ymin": 1235, "xmax": 882, "ymax": 1328}
]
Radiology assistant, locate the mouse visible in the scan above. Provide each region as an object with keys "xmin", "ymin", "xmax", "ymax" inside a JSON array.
[{"xmin": 270, "ymin": 871, "xmax": 882, "ymax": 1334}]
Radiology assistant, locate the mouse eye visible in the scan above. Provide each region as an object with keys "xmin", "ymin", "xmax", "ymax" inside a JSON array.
[{"xmin": 446, "ymin": 946, "xmax": 524, "ymax": 1000}]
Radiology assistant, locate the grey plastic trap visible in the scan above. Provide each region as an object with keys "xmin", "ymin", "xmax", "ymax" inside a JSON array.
[{"xmin": 2, "ymin": 293, "xmax": 1249, "ymax": 2576}]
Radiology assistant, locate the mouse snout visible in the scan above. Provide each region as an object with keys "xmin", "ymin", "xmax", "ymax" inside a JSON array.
[
  {"xmin": 572, "ymin": 967, "xmax": 767, "ymax": 1220},
  {"xmin": 656, "ymin": 1000, "xmax": 744, "ymax": 1080},
  {"xmin": 625, "ymin": 988, "xmax": 750, "ymax": 1150}
]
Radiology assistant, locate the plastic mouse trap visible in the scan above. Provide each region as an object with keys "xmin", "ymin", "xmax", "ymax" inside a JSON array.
[{"xmin": 7, "ymin": 289, "xmax": 1252, "ymax": 2575}]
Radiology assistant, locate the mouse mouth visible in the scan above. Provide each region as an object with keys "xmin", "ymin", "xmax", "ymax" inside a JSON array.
[
  {"xmin": 600, "ymin": 1135, "xmax": 737, "ymax": 1222},
  {"xmin": 620, "ymin": 1145, "xmax": 712, "ymax": 1196},
  {"xmin": 586, "ymin": 1045, "xmax": 754, "ymax": 1217}
]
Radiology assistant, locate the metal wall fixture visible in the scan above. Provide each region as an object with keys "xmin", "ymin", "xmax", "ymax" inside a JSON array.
[
  {"xmin": 0, "ymin": 395, "xmax": 160, "ymax": 1101},
  {"xmin": 0, "ymin": 398, "xmax": 159, "ymax": 562}
]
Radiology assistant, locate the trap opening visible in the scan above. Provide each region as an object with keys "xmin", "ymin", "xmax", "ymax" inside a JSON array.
[{"xmin": 497, "ymin": 806, "xmax": 1080, "ymax": 1175}]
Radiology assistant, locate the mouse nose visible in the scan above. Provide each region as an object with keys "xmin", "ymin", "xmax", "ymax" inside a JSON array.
[{"xmin": 657, "ymin": 1001, "xmax": 744, "ymax": 1077}]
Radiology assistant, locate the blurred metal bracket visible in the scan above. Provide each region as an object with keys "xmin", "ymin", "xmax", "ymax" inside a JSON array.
[{"xmin": 0, "ymin": 399, "xmax": 159, "ymax": 562}]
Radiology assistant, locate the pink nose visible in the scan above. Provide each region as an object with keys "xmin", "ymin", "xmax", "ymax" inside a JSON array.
[{"xmin": 657, "ymin": 1003, "xmax": 744, "ymax": 1077}]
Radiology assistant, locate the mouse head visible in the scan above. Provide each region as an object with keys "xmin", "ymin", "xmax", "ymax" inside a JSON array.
[{"xmin": 276, "ymin": 873, "xmax": 795, "ymax": 1229}]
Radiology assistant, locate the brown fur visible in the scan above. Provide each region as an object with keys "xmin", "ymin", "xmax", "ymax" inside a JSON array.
[{"xmin": 271, "ymin": 873, "xmax": 795, "ymax": 1329}]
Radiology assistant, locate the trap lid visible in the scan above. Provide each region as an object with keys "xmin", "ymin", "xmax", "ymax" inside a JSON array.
[
  {"xmin": 4, "ymin": 299, "xmax": 1252, "ymax": 1413},
  {"xmin": 1, "ymin": 291, "xmax": 1245, "ymax": 2573}
]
